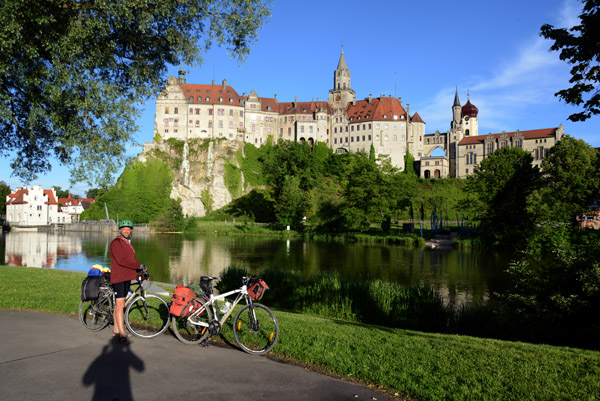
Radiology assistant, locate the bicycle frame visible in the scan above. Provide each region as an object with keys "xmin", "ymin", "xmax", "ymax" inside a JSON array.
[
  {"xmin": 187, "ymin": 284, "xmax": 251, "ymax": 329},
  {"xmin": 99, "ymin": 278, "xmax": 148, "ymax": 318}
]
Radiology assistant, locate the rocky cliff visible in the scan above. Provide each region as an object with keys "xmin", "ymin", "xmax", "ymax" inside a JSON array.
[{"xmin": 138, "ymin": 137, "xmax": 246, "ymax": 217}]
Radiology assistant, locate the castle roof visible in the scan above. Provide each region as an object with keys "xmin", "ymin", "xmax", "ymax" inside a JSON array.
[
  {"xmin": 180, "ymin": 83, "xmax": 244, "ymax": 106},
  {"xmin": 6, "ymin": 187, "xmax": 58, "ymax": 205},
  {"xmin": 346, "ymin": 97, "xmax": 407, "ymax": 122},
  {"xmin": 337, "ymin": 50, "xmax": 348, "ymax": 70},
  {"xmin": 411, "ymin": 112, "xmax": 425, "ymax": 123},
  {"xmin": 461, "ymin": 100, "xmax": 478, "ymax": 117},
  {"xmin": 278, "ymin": 101, "xmax": 331, "ymax": 115},
  {"xmin": 458, "ymin": 128, "xmax": 558, "ymax": 145}
]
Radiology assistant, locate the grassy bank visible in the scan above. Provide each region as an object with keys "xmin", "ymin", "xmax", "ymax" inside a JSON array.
[{"xmin": 1, "ymin": 265, "xmax": 599, "ymax": 400}]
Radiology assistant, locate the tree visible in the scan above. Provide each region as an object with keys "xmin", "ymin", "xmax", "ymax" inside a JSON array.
[
  {"xmin": 540, "ymin": 0, "xmax": 600, "ymax": 121},
  {"xmin": 0, "ymin": 1, "xmax": 271, "ymax": 185},
  {"xmin": 0, "ymin": 181, "xmax": 11, "ymax": 215},
  {"xmin": 53, "ymin": 187, "xmax": 69, "ymax": 199},
  {"xmin": 404, "ymin": 149, "xmax": 416, "ymax": 176},
  {"xmin": 531, "ymin": 135, "xmax": 599, "ymax": 226},
  {"xmin": 461, "ymin": 147, "xmax": 541, "ymax": 248}
]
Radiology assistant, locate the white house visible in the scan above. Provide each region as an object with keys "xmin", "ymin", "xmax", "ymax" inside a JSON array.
[{"xmin": 5, "ymin": 185, "xmax": 69, "ymax": 226}]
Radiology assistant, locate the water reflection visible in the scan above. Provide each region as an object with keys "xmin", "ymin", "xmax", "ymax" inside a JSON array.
[{"xmin": 1, "ymin": 231, "xmax": 511, "ymax": 307}]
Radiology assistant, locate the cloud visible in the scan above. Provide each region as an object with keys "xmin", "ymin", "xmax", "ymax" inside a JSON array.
[{"xmin": 420, "ymin": 0, "xmax": 582, "ymax": 134}]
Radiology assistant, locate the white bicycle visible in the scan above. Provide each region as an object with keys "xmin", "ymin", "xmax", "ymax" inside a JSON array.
[{"xmin": 171, "ymin": 276, "xmax": 279, "ymax": 355}]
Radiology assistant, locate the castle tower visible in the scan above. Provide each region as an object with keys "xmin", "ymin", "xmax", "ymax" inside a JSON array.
[
  {"xmin": 461, "ymin": 92, "xmax": 479, "ymax": 137},
  {"xmin": 452, "ymin": 87, "xmax": 461, "ymax": 126},
  {"xmin": 328, "ymin": 47, "xmax": 356, "ymax": 109}
]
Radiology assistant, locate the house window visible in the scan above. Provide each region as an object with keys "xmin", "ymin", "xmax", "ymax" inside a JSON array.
[
  {"xmin": 487, "ymin": 143, "xmax": 494, "ymax": 154},
  {"xmin": 195, "ymin": 108, "xmax": 200, "ymax": 115},
  {"xmin": 174, "ymin": 107, "xmax": 178, "ymax": 114},
  {"xmin": 229, "ymin": 121, "xmax": 233, "ymax": 129},
  {"xmin": 165, "ymin": 107, "xmax": 169, "ymax": 114},
  {"xmin": 218, "ymin": 109, "xmax": 224, "ymax": 116},
  {"xmin": 208, "ymin": 121, "xmax": 213, "ymax": 128},
  {"xmin": 208, "ymin": 109, "xmax": 213, "ymax": 115},
  {"xmin": 229, "ymin": 109, "xmax": 233, "ymax": 116},
  {"xmin": 218, "ymin": 120, "xmax": 223, "ymax": 128},
  {"xmin": 240, "ymin": 111, "xmax": 244, "ymax": 117}
]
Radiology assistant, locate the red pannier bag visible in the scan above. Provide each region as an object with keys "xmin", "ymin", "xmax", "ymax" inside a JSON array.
[
  {"xmin": 247, "ymin": 279, "xmax": 269, "ymax": 301},
  {"xmin": 170, "ymin": 285, "xmax": 202, "ymax": 318}
]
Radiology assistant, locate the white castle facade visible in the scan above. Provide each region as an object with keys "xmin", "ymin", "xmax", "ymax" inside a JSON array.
[{"xmin": 152, "ymin": 50, "xmax": 564, "ymax": 178}]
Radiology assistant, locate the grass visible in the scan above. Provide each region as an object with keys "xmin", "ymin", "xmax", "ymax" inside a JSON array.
[{"xmin": 1, "ymin": 265, "xmax": 599, "ymax": 401}]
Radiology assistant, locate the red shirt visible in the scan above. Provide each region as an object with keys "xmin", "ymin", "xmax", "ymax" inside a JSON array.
[{"xmin": 109, "ymin": 236, "xmax": 141, "ymax": 284}]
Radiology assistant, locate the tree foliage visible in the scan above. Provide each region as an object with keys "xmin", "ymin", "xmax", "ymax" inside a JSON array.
[
  {"xmin": 81, "ymin": 158, "xmax": 179, "ymax": 225},
  {"xmin": 0, "ymin": 181, "xmax": 11, "ymax": 215},
  {"xmin": 0, "ymin": 0, "xmax": 271, "ymax": 185},
  {"xmin": 532, "ymin": 135, "xmax": 600, "ymax": 225},
  {"xmin": 461, "ymin": 147, "xmax": 541, "ymax": 248},
  {"xmin": 540, "ymin": 0, "xmax": 600, "ymax": 121}
]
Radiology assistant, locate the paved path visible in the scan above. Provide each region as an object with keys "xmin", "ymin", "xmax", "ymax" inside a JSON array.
[{"xmin": 0, "ymin": 310, "xmax": 390, "ymax": 401}]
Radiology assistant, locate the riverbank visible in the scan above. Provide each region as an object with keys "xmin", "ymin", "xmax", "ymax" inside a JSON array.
[{"xmin": 1, "ymin": 265, "xmax": 598, "ymax": 400}]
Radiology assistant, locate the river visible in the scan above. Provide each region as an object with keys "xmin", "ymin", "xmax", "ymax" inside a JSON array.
[{"xmin": 0, "ymin": 230, "xmax": 512, "ymax": 307}]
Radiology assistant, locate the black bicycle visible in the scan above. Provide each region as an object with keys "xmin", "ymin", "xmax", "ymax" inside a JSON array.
[{"xmin": 79, "ymin": 270, "xmax": 170, "ymax": 338}]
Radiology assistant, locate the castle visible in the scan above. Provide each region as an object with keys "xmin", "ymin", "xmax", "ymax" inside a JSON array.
[{"xmin": 153, "ymin": 49, "xmax": 564, "ymax": 178}]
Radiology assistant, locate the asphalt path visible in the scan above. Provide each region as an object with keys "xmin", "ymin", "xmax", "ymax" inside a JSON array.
[{"xmin": 0, "ymin": 310, "xmax": 391, "ymax": 401}]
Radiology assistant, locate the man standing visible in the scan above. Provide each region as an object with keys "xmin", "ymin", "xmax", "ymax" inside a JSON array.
[{"xmin": 109, "ymin": 219, "xmax": 145, "ymax": 344}]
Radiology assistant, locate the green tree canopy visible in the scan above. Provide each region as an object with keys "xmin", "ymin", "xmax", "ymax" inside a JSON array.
[
  {"xmin": 0, "ymin": 181, "xmax": 11, "ymax": 215},
  {"xmin": 533, "ymin": 135, "xmax": 600, "ymax": 225},
  {"xmin": 461, "ymin": 147, "xmax": 541, "ymax": 247},
  {"xmin": 540, "ymin": 0, "xmax": 600, "ymax": 121},
  {"xmin": 0, "ymin": 0, "xmax": 271, "ymax": 185}
]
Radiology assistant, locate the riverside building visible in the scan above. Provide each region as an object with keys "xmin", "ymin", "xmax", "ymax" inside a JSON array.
[{"xmin": 153, "ymin": 49, "xmax": 564, "ymax": 178}]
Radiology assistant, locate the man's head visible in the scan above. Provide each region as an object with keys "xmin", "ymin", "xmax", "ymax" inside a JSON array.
[{"xmin": 118, "ymin": 219, "xmax": 133, "ymax": 239}]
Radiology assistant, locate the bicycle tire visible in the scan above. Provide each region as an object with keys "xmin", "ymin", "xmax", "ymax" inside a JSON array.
[
  {"xmin": 171, "ymin": 303, "xmax": 213, "ymax": 345},
  {"xmin": 233, "ymin": 303, "xmax": 279, "ymax": 355},
  {"xmin": 125, "ymin": 294, "xmax": 170, "ymax": 338},
  {"xmin": 79, "ymin": 291, "xmax": 112, "ymax": 331}
]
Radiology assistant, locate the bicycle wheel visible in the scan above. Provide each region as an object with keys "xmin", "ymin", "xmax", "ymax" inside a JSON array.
[
  {"xmin": 79, "ymin": 291, "xmax": 112, "ymax": 331},
  {"xmin": 125, "ymin": 294, "xmax": 170, "ymax": 338},
  {"xmin": 233, "ymin": 303, "xmax": 279, "ymax": 355},
  {"xmin": 171, "ymin": 304, "xmax": 213, "ymax": 345}
]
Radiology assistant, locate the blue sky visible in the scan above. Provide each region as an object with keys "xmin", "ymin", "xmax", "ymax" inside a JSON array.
[{"xmin": 1, "ymin": 0, "xmax": 598, "ymax": 196}]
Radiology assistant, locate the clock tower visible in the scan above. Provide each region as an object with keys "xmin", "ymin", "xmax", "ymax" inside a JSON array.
[{"xmin": 328, "ymin": 47, "xmax": 356, "ymax": 109}]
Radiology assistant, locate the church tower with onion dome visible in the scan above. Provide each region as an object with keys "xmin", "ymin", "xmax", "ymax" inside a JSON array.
[{"xmin": 447, "ymin": 88, "xmax": 479, "ymax": 177}]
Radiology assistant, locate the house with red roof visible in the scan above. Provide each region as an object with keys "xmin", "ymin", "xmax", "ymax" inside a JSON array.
[
  {"xmin": 6, "ymin": 185, "xmax": 71, "ymax": 227},
  {"xmin": 57, "ymin": 194, "xmax": 95, "ymax": 222}
]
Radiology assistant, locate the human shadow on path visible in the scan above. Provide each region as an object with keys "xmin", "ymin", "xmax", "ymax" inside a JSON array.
[{"xmin": 82, "ymin": 337, "xmax": 145, "ymax": 401}]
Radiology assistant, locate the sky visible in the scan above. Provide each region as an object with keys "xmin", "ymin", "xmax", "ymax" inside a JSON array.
[{"xmin": 1, "ymin": 0, "xmax": 598, "ymax": 197}]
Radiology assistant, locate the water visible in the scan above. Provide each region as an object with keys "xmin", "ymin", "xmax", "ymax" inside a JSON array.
[{"xmin": 0, "ymin": 231, "xmax": 511, "ymax": 307}]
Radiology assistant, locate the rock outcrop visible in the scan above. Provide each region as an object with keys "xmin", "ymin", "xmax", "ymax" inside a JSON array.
[{"xmin": 139, "ymin": 137, "xmax": 245, "ymax": 217}]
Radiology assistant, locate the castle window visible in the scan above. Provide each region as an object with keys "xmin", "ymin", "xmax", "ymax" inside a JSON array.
[
  {"xmin": 240, "ymin": 111, "xmax": 244, "ymax": 117},
  {"xmin": 208, "ymin": 109, "xmax": 213, "ymax": 115},
  {"xmin": 189, "ymin": 108, "xmax": 193, "ymax": 114},
  {"xmin": 198, "ymin": 96, "xmax": 202, "ymax": 102},
  {"xmin": 189, "ymin": 96, "xmax": 193, "ymax": 101},
  {"xmin": 165, "ymin": 107, "xmax": 169, "ymax": 114},
  {"xmin": 195, "ymin": 120, "xmax": 200, "ymax": 127},
  {"xmin": 218, "ymin": 108, "xmax": 224, "ymax": 116},
  {"xmin": 195, "ymin": 108, "xmax": 200, "ymax": 115},
  {"xmin": 218, "ymin": 121, "xmax": 223, "ymax": 128},
  {"xmin": 208, "ymin": 121, "xmax": 213, "ymax": 128},
  {"xmin": 205, "ymin": 97, "xmax": 209, "ymax": 102}
]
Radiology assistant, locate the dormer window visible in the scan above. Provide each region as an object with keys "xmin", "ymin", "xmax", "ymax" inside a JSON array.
[
  {"xmin": 229, "ymin": 98, "xmax": 233, "ymax": 104},
  {"xmin": 205, "ymin": 96, "xmax": 209, "ymax": 102},
  {"xmin": 219, "ymin": 97, "xmax": 223, "ymax": 103},
  {"xmin": 393, "ymin": 115, "xmax": 398, "ymax": 120},
  {"xmin": 383, "ymin": 114, "xmax": 387, "ymax": 119}
]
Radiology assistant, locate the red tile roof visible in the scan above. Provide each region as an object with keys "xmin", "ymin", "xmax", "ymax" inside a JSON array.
[
  {"xmin": 347, "ymin": 97, "xmax": 407, "ymax": 122},
  {"xmin": 44, "ymin": 190, "xmax": 58, "ymax": 205},
  {"xmin": 411, "ymin": 112, "xmax": 425, "ymax": 123},
  {"xmin": 458, "ymin": 128, "xmax": 558, "ymax": 145},
  {"xmin": 180, "ymin": 83, "xmax": 243, "ymax": 106},
  {"xmin": 6, "ymin": 188, "xmax": 27, "ymax": 205},
  {"xmin": 278, "ymin": 101, "xmax": 331, "ymax": 115}
]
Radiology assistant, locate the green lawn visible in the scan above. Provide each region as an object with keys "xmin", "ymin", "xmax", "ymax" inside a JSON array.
[{"xmin": 1, "ymin": 265, "xmax": 598, "ymax": 401}]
